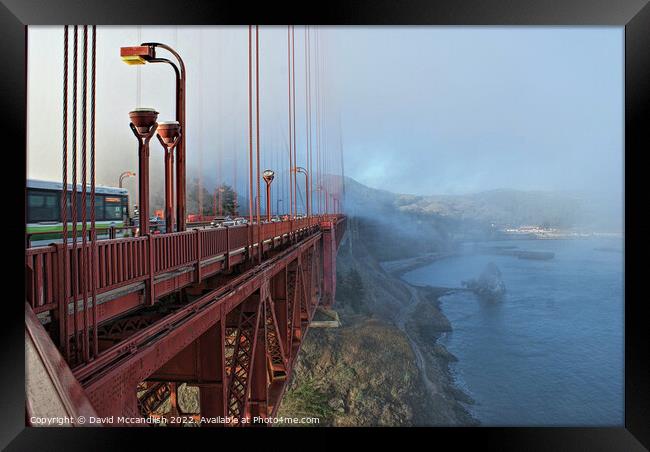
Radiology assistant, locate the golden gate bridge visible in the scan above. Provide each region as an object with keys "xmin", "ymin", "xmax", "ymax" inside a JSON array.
[{"xmin": 25, "ymin": 25, "xmax": 346, "ymax": 426}]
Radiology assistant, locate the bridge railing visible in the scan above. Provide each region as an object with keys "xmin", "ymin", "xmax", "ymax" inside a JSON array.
[
  {"xmin": 25, "ymin": 217, "xmax": 338, "ymax": 314},
  {"xmin": 25, "ymin": 215, "xmax": 347, "ymax": 366},
  {"xmin": 198, "ymin": 227, "xmax": 228, "ymax": 259},
  {"xmin": 152, "ymin": 230, "xmax": 197, "ymax": 274},
  {"xmin": 25, "ymin": 246, "xmax": 59, "ymax": 313},
  {"xmin": 92, "ymin": 235, "xmax": 150, "ymax": 292}
]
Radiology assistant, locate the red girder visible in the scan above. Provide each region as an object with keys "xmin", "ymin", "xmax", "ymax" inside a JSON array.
[{"xmin": 26, "ymin": 216, "xmax": 347, "ymax": 426}]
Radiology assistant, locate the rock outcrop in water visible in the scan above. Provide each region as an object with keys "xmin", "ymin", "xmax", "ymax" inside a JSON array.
[{"xmin": 462, "ymin": 262, "xmax": 506, "ymax": 301}]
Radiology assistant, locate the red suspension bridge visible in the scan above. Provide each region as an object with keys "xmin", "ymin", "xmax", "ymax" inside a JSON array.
[{"xmin": 25, "ymin": 25, "xmax": 346, "ymax": 426}]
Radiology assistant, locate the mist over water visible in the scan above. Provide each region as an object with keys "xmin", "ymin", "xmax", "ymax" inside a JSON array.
[{"xmin": 403, "ymin": 238, "xmax": 624, "ymax": 426}]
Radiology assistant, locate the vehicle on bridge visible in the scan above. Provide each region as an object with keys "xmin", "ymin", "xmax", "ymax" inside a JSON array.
[{"xmin": 26, "ymin": 179, "xmax": 129, "ymax": 246}]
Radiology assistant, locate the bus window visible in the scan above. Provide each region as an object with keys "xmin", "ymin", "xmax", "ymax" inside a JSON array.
[
  {"xmin": 65, "ymin": 192, "xmax": 107, "ymax": 221},
  {"xmin": 27, "ymin": 190, "xmax": 59, "ymax": 223},
  {"xmin": 94, "ymin": 196, "xmax": 104, "ymax": 221},
  {"xmin": 104, "ymin": 196, "xmax": 123, "ymax": 221}
]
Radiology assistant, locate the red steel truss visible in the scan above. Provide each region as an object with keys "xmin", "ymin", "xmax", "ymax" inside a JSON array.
[{"xmin": 26, "ymin": 216, "xmax": 346, "ymax": 426}]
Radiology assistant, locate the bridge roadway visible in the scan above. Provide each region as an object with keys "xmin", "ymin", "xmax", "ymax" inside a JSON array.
[{"xmin": 25, "ymin": 215, "xmax": 346, "ymax": 425}]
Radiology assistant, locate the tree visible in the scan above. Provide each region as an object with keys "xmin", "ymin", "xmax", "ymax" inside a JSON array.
[
  {"xmin": 346, "ymin": 269, "xmax": 365, "ymax": 313},
  {"xmin": 213, "ymin": 183, "xmax": 238, "ymax": 217},
  {"xmin": 186, "ymin": 177, "xmax": 210, "ymax": 217}
]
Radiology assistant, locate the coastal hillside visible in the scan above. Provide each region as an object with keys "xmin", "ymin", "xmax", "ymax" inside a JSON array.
[
  {"xmin": 343, "ymin": 176, "xmax": 621, "ymax": 237},
  {"xmin": 277, "ymin": 200, "xmax": 476, "ymax": 426}
]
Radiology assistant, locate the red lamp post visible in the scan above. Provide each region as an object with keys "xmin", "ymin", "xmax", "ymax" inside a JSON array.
[
  {"xmin": 156, "ymin": 121, "xmax": 181, "ymax": 233},
  {"xmin": 119, "ymin": 171, "xmax": 136, "ymax": 188},
  {"xmin": 293, "ymin": 166, "xmax": 310, "ymax": 218},
  {"xmin": 120, "ymin": 43, "xmax": 187, "ymax": 231},
  {"xmin": 262, "ymin": 170, "xmax": 275, "ymax": 221},
  {"xmin": 128, "ymin": 108, "xmax": 159, "ymax": 236}
]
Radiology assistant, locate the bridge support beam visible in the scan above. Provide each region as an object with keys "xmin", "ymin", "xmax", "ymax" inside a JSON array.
[
  {"xmin": 197, "ymin": 322, "xmax": 226, "ymax": 425},
  {"xmin": 321, "ymin": 221, "xmax": 337, "ymax": 307}
]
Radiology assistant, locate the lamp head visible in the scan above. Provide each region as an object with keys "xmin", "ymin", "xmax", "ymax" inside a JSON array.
[
  {"xmin": 120, "ymin": 45, "xmax": 155, "ymax": 65},
  {"xmin": 157, "ymin": 121, "xmax": 181, "ymax": 145},
  {"xmin": 262, "ymin": 170, "xmax": 275, "ymax": 184},
  {"xmin": 129, "ymin": 108, "xmax": 159, "ymax": 133}
]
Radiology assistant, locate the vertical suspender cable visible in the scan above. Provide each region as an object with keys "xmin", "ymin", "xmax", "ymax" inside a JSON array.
[
  {"xmin": 304, "ymin": 26, "xmax": 310, "ymax": 218},
  {"xmin": 80, "ymin": 25, "xmax": 89, "ymax": 363},
  {"xmin": 198, "ymin": 29, "xmax": 203, "ymax": 218},
  {"xmin": 291, "ymin": 26, "xmax": 297, "ymax": 217},
  {"xmin": 287, "ymin": 25, "xmax": 293, "ymax": 219},
  {"xmin": 248, "ymin": 25, "xmax": 254, "ymax": 259},
  {"xmin": 315, "ymin": 28, "xmax": 321, "ymax": 215},
  {"xmin": 60, "ymin": 25, "xmax": 70, "ymax": 360},
  {"xmin": 255, "ymin": 25, "xmax": 262, "ymax": 263},
  {"xmin": 71, "ymin": 25, "xmax": 79, "ymax": 362},
  {"xmin": 306, "ymin": 26, "xmax": 313, "ymax": 219},
  {"xmin": 90, "ymin": 25, "xmax": 98, "ymax": 358}
]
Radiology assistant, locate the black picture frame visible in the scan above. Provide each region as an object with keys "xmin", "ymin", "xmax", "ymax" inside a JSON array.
[{"xmin": 2, "ymin": 0, "xmax": 647, "ymax": 449}]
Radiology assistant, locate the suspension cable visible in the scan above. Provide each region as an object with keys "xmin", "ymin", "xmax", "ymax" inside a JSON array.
[
  {"xmin": 60, "ymin": 25, "xmax": 70, "ymax": 359},
  {"xmin": 291, "ymin": 26, "xmax": 297, "ymax": 217},
  {"xmin": 71, "ymin": 25, "xmax": 79, "ymax": 361},
  {"xmin": 80, "ymin": 25, "xmax": 89, "ymax": 362},
  {"xmin": 255, "ymin": 25, "xmax": 262, "ymax": 263},
  {"xmin": 248, "ymin": 25, "xmax": 254, "ymax": 259},
  {"xmin": 287, "ymin": 25, "xmax": 293, "ymax": 219},
  {"xmin": 90, "ymin": 25, "xmax": 98, "ymax": 358}
]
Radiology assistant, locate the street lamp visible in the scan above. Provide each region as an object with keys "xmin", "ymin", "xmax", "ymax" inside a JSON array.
[
  {"xmin": 262, "ymin": 170, "xmax": 275, "ymax": 221},
  {"xmin": 128, "ymin": 108, "xmax": 159, "ymax": 236},
  {"xmin": 119, "ymin": 171, "xmax": 136, "ymax": 188},
  {"xmin": 292, "ymin": 167, "xmax": 310, "ymax": 218},
  {"xmin": 156, "ymin": 121, "xmax": 181, "ymax": 233},
  {"xmin": 213, "ymin": 186, "xmax": 226, "ymax": 217},
  {"xmin": 120, "ymin": 42, "xmax": 187, "ymax": 231},
  {"xmin": 316, "ymin": 184, "xmax": 329, "ymax": 215}
]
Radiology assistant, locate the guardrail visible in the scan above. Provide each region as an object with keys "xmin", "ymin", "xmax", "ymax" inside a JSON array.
[{"xmin": 25, "ymin": 215, "xmax": 345, "ymax": 364}]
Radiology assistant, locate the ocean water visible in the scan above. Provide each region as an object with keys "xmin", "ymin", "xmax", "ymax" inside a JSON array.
[{"xmin": 402, "ymin": 238, "xmax": 624, "ymax": 426}]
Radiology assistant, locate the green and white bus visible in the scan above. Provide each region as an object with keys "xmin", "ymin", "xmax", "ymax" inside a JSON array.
[{"xmin": 26, "ymin": 179, "xmax": 130, "ymax": 245}]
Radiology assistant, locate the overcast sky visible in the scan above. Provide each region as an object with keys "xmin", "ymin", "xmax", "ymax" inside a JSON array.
[{"xmin": 27, "ymin": 26, "xmax": 623, "ymax": 202}]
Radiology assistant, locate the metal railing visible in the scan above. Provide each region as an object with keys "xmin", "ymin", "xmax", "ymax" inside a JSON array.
[{"xmin": 25, "ymin": 215, "xmax": 345, "ymax": 366}]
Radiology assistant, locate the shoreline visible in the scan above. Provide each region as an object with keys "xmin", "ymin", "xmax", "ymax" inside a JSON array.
[{"xmin": 380, "ymin": 252, "xmax": 479, "ymax": 426}]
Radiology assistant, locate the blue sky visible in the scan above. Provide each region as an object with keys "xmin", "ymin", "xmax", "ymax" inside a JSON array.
[{"xmin": 328, "ymin": 27, "xmax": 623, "ymax": 196}]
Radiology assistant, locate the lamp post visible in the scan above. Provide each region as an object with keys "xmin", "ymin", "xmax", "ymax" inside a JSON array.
[
  {"xmin": 120, "ymin": 42, "xmax": 187, "ymax": 231},
  {"xmin": 219, "ymin": 187, "xmax": 226, "ymax": 216},
  {"xmin": 262, "ymin": 170, "xmax": 275, "ymax": 221},
  {"xmin": 128, "ymin": 108, "xmax": 159, "ymax": 236},
  {"xmin": 156, "ymin": 121, "xmax": 181, "ymax": 233},
  {"xmin": 293, "ymin": 166, "xmax": 309, "ymax": 218},
  {"xmin": 119, "ymin": 171, "xmax": 136, "ymax": 188},
  {"xmin": 316, "ymin": 184, "xmax": 329, "ymax": 215}
]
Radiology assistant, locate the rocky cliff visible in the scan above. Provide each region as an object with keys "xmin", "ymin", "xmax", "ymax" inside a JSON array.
[{"xmin": 277, "ymin": 214, "xmax": 476, "ymax": 426}]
